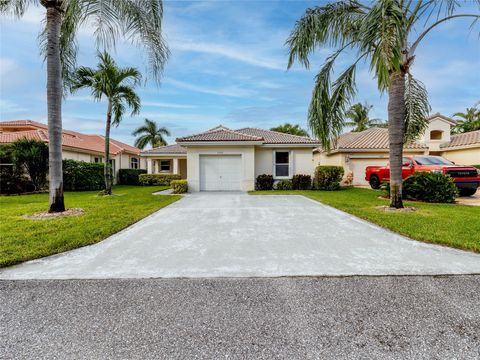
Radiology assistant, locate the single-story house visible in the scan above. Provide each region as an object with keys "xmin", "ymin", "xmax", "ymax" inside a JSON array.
[
  {"xmin": 0, "ymin": 120, "xmax": 146, "ymax": 181},
  {"xmin": 314, "ymin": 114, "xmax": 480, "ymax": 185},
  {"xmin": 141, "ymin": 125, "xmax": 320, "ymax": 191}
]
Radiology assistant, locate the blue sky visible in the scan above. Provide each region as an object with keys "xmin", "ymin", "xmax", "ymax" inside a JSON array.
[{"xmin": 1, "ymin": 1, "xmax": 479, "ymax": 146}]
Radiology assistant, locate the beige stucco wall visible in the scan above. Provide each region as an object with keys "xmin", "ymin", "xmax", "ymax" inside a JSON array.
[
  {"xmin": 254, "ymin": 147, "xmax": 314, "ymax": 178},
  {"xmin": 418, "ymin": 118, "xmax": 451, "ymax": 151},
  {"xmin": 62, "ymin": 150, "xmax": 91, "ymax": 162},
  {"xmin": 442, "ymin": 147, "xmax": 480, "ymax": 165},
  {"xmin": 186, "ymin": 145, "xmax": 256, "ymax": 192}
]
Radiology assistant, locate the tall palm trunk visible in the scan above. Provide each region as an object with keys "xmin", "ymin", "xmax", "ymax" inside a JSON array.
[
  {"xmin": 44, "ymin": 1, "xmax": 65, "ymax": 212},
  {"xmin": 388, "ymin": 71, "xmax": 406, "ymax": 209},
  {"xmin": 104, "ymin": 99, "xmax": 113, "ymax": 195}
]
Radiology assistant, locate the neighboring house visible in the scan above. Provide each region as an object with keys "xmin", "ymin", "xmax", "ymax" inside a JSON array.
[
  {"xmin": 0, "ymin": 120, "xmax": 145, "ymax": 181},
  {"xmin": 141, "ymin": 125, "xmax": 320, "ymax": 192},
  {"xmin": 314, "ymin": 113, "xmax": 480, "ymax": 185}
]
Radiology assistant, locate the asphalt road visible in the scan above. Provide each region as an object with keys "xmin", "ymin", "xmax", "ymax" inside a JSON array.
[{"xmin": 1, "ymin": 276, "xmax": 480, "ymax": 359}]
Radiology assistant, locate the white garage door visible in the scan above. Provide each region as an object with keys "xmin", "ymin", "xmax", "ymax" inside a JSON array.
[
  {"xmin": 200, "ymin": 155, "xmax": 242, "ymax": 191},
  {"xmin": 349, "ymin": 158, "xmax": 388, "ymax": 186}
]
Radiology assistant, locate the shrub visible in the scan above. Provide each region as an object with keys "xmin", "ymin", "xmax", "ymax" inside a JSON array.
[
  {"xmin": 118, "ymin": 168, "xmax": 147, "ymax": 185},
  {"xmin": 0, "ymin": 167, "xmax": 33, "ymax": 194},
  {"xmin": 171, "ymin": 180, "xmax": 188, "ymax": 194},
  {"xmin": 63, "ymin": 159, "xmax": 104, "ymax": 191},
  {"xmin": 313, "ymin": 166, "xmax": 344, "ymax": 190},
  {"xmin": 473, "ymin": 165, "xmax": 480, "ymax": 170},
  {"xmin": 255, "ymin": 174, "xmax": 274, "ymax": 190},
  {"xmin": 275, "ymin": 179, "xmax": 293, "ymax": 190},
  {"xmin": 292, "ymin": 174, "xmax": 312, "ymax": 190},
  {"xmin": 11, "ymin": 138, "xmax": 49, "ymax": 191},
  {"xmin": 138, "ymin": 173, "xmax": 181, "ymax": 186},
  {"xmin": 383, "ymin": 172, "xmax": 458, "ymax": 203}
]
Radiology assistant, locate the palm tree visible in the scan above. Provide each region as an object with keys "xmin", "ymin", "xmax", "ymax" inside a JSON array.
[
  {"xmin": 132, "ymin": 119, "xmax": 171, "ymax": 149},
  {"xmin": 345, "ymin": 103, "xmax": 386, "ymax": 132},
  {"xmin": 270, "ymin": 123, "xmax": 309, "ymax": 137},
  {"xmin": 1, "ymin": 1, "xmax": 168, "ymax": 212},
  {"xmin": 71, "ymin": 51, "xmax": 141, "ymax": 195},
  {"xmin": 287, "ymin": 1, "xmax": 479, "ymax": 208},
  {"xmin": 452, "ymin": 106, "xmax": 480, "ymax": 134}
]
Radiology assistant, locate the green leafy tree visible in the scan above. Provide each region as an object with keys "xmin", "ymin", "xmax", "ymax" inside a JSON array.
[
  {"xmin": 133, "ymin": 118, "xmax": 171, "ymax": 149},
  {"xmin": 270, "ymin": 123, "xmax": 309, "ymax": 136},
  {"xmin": 11, "ymin": 138, "xmax": 49, "ymax": 191},
  {"xmin": 287, "ymin": 0, "xmax": 479, "ymax": 208},
  {"xmin": 452, "ymin": 106, "xmax": 480, "ymax": 134},
  {"xmin": 345, "ymin": 103, "xmax": 386, "ymax": 132},
  {"xmin": 1, "ymin": 0, "xmax": 168, "ymax": 212},
  {"xmin": 71, "ymin": 51, "xmax": 141, "ymax": 195}
]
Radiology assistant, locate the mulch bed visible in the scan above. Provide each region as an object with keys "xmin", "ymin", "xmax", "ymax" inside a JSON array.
[
  {"xmin": 375, "ymin": 205, "xmax": 417, "ymax": 212},
  {"xmin": 23, "ymin": 208, "xmax": 84, "ymax": 220}
]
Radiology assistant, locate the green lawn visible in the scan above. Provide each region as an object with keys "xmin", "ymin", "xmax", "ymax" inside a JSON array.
[
  {"xmin": 0, "ymin": 186, "xmax": 181, "ymax": 267},
  {"xmin": 252, "ymin": 188, "xmax": 480, "ymax": 253}
]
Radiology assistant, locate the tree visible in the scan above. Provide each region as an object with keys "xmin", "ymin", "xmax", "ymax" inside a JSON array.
[
  {"xmin": 1, "ymin": 0, "xmax": 169, "ymax": 212},
  {"xmin": 11, "ymin": 138, "xmax": 49, "ymax": 191},
  {"xmin": 345, "ymin": 103, "xmax": 386, "ymax": 132},
  {"xmin": 270, "ymin": 123, "xmax": 309, "ymax": 137},
  {"xmin": 452, "ymin": 106, "xmax": 480, "ymax": 134},
  {"xmin": 287, "ymin": 0, "xmax": 479, "ymax": 208},
  {"xmin": 71, "ymin": 51, "xmax": 141, "ymax": 195},
  {"xmin": 132, "ymin": 118, "xmax": 171, "ymax": 149}
]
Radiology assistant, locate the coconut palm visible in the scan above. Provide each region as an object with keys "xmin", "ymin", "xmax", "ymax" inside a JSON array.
[
  {"xmin": 133, "ymin": 118, "xmax": 171, "ymax": 149},
  {"xmin": 270, "ymin": 123, "xmax": 309, "ymax": 137},
  {"xmin": 71, "ymin": 51, "xmax": 141, "ymax": 195},
  {"xmin": 287, "ymin": 0, "xmax": 479, "ymax": 208},
  {"xmin": 452, "ymin": 106, "xmax": 480, "ymax": 134},
  {"xmin": 0, "ymin": 0, "xmax": 168, "ymax": 212},
  {"xmin": 345, "ymin": 103, "xmax": 386, "ymax": 132}
]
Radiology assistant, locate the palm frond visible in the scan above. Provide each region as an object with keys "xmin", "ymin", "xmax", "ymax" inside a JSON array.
[
  {"xmin": 404, "ymin": 73, "xmax": 431, "ymax": 143},
  {"xmin": 0, "ymin": 0, "xmax": 36, "ymax": 17},
  {"xmin": 286, "ymin": 1, "xmax": 365, "ymax": 69}
]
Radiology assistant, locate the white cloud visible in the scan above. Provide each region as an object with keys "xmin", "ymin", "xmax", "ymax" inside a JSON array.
[
  {"xmin": 171, "ymin": 41, "xmax": 285, "ymax": 70},
  {"xmin": 165, "ymin": 78, "xmax": 254, "ymax": 98},
  {"xmin": 142, "ymin": 101, "xmax": 197, "ymax": 109},
  {"xmin": 0, "ymin": 99, "xmax": 27, "ymax": 114}
]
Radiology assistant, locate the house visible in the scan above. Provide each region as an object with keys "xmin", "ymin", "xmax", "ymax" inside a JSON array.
[
  {"xmin": 314, "ymin": 113, "xmax": 480, "ymax": 185},
  {"xmin": 0, "ymin": 120, "xmax": 146, "ymax": 181},
  {"xmin": 141, "ymin": 125, "xmax": 320, "ymax": 191}
]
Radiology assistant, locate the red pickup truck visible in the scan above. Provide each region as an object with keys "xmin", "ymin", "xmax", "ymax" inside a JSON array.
[{"xmin": 365, "ymin": 156, "xmax": 480, "ymax": 196}]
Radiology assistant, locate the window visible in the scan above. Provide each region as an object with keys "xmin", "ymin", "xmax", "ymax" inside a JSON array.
[
  {"xmin": 130, "ymin": 157, "xmax": 139, "ymax": 169},
  {"xmin": 430, "ymin": 130, "xmax": 443, "ymax": 140},
  {"xmin": 160, "ymin": 160, "xmax": 171, "ymax": 171},
  {"xmin": 94, "ymin": 157, "xmax": 103, "ymax": 163},
  {"xmin": 109, "ymin": 159, "xmax": 116, "ymax": 175},
  {"xmin": 414, "ymin": 156, "xmax": 453, "ymax": 165},
  {"xmin": 274, "ymin": 151, "xmax": 290, "ymax": 178}
]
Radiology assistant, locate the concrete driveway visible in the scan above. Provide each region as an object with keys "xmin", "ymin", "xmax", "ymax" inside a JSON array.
[{"xmin": 1, "ymin": 193, "xmax": 480, "ymax": 279}]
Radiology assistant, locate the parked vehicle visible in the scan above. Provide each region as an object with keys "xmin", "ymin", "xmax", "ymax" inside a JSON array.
[{"xmin": 365, "ymin": 156, "xmax": 480, "ymax": 196}]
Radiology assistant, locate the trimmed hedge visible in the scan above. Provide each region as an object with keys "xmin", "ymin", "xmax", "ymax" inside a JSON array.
[
  {"xmin": 63, "ymin": 159, "xmax": 104, "ymax": 191},
  {"xmin": 171, "ymin": 180, "xmax": 188, "ymax": 194},
  {"xmin": 313, "ymin": 166, "xmax": 344, "ymax": 190},
  {"xmin": 255, "ymin": 174, "xmax": 274, "ymax": 190},
  {"xmin": 383, "ymin": 172, "xmax": 458, "ymax": 203},
  {"xmin": 118, "ymin": 168, "xmax": 147, "ymax": 185},
  {"xmin": 275, "ymin": 179, "xmax": 293, "ymax": 190},
  {"xmin": 139, "ymin": 173, "xmax": 181, "ymax": 186},
  {"xmin": 292, "ymin": 174, "xmax": 312, "ymax": 190}
]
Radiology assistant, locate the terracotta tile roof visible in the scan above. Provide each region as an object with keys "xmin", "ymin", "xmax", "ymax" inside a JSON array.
[
  {"xmin": 315, "ymin": 127, "xmax": 428, "ymax": 152},
  {"xmin": 141, "ymin": 144, "xmax": 187, "ymax": 155},
  {"xmin": 177, "ymin": 125, "xmax": 319, "ymax": 145},
  {"xmin": 0, "ymin": 120, "xmax": 140, "ymax": 155},
  {"xmin": 236, "ymin": 127, "xmax": 319, "ymax": 144},
  {"xmin": 177, "ymin": 125, "xmax": 263, "ymax": 143},
  {"xmin": 440, "ymin": 130, "xmax": 480, "ymax": 149}
]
